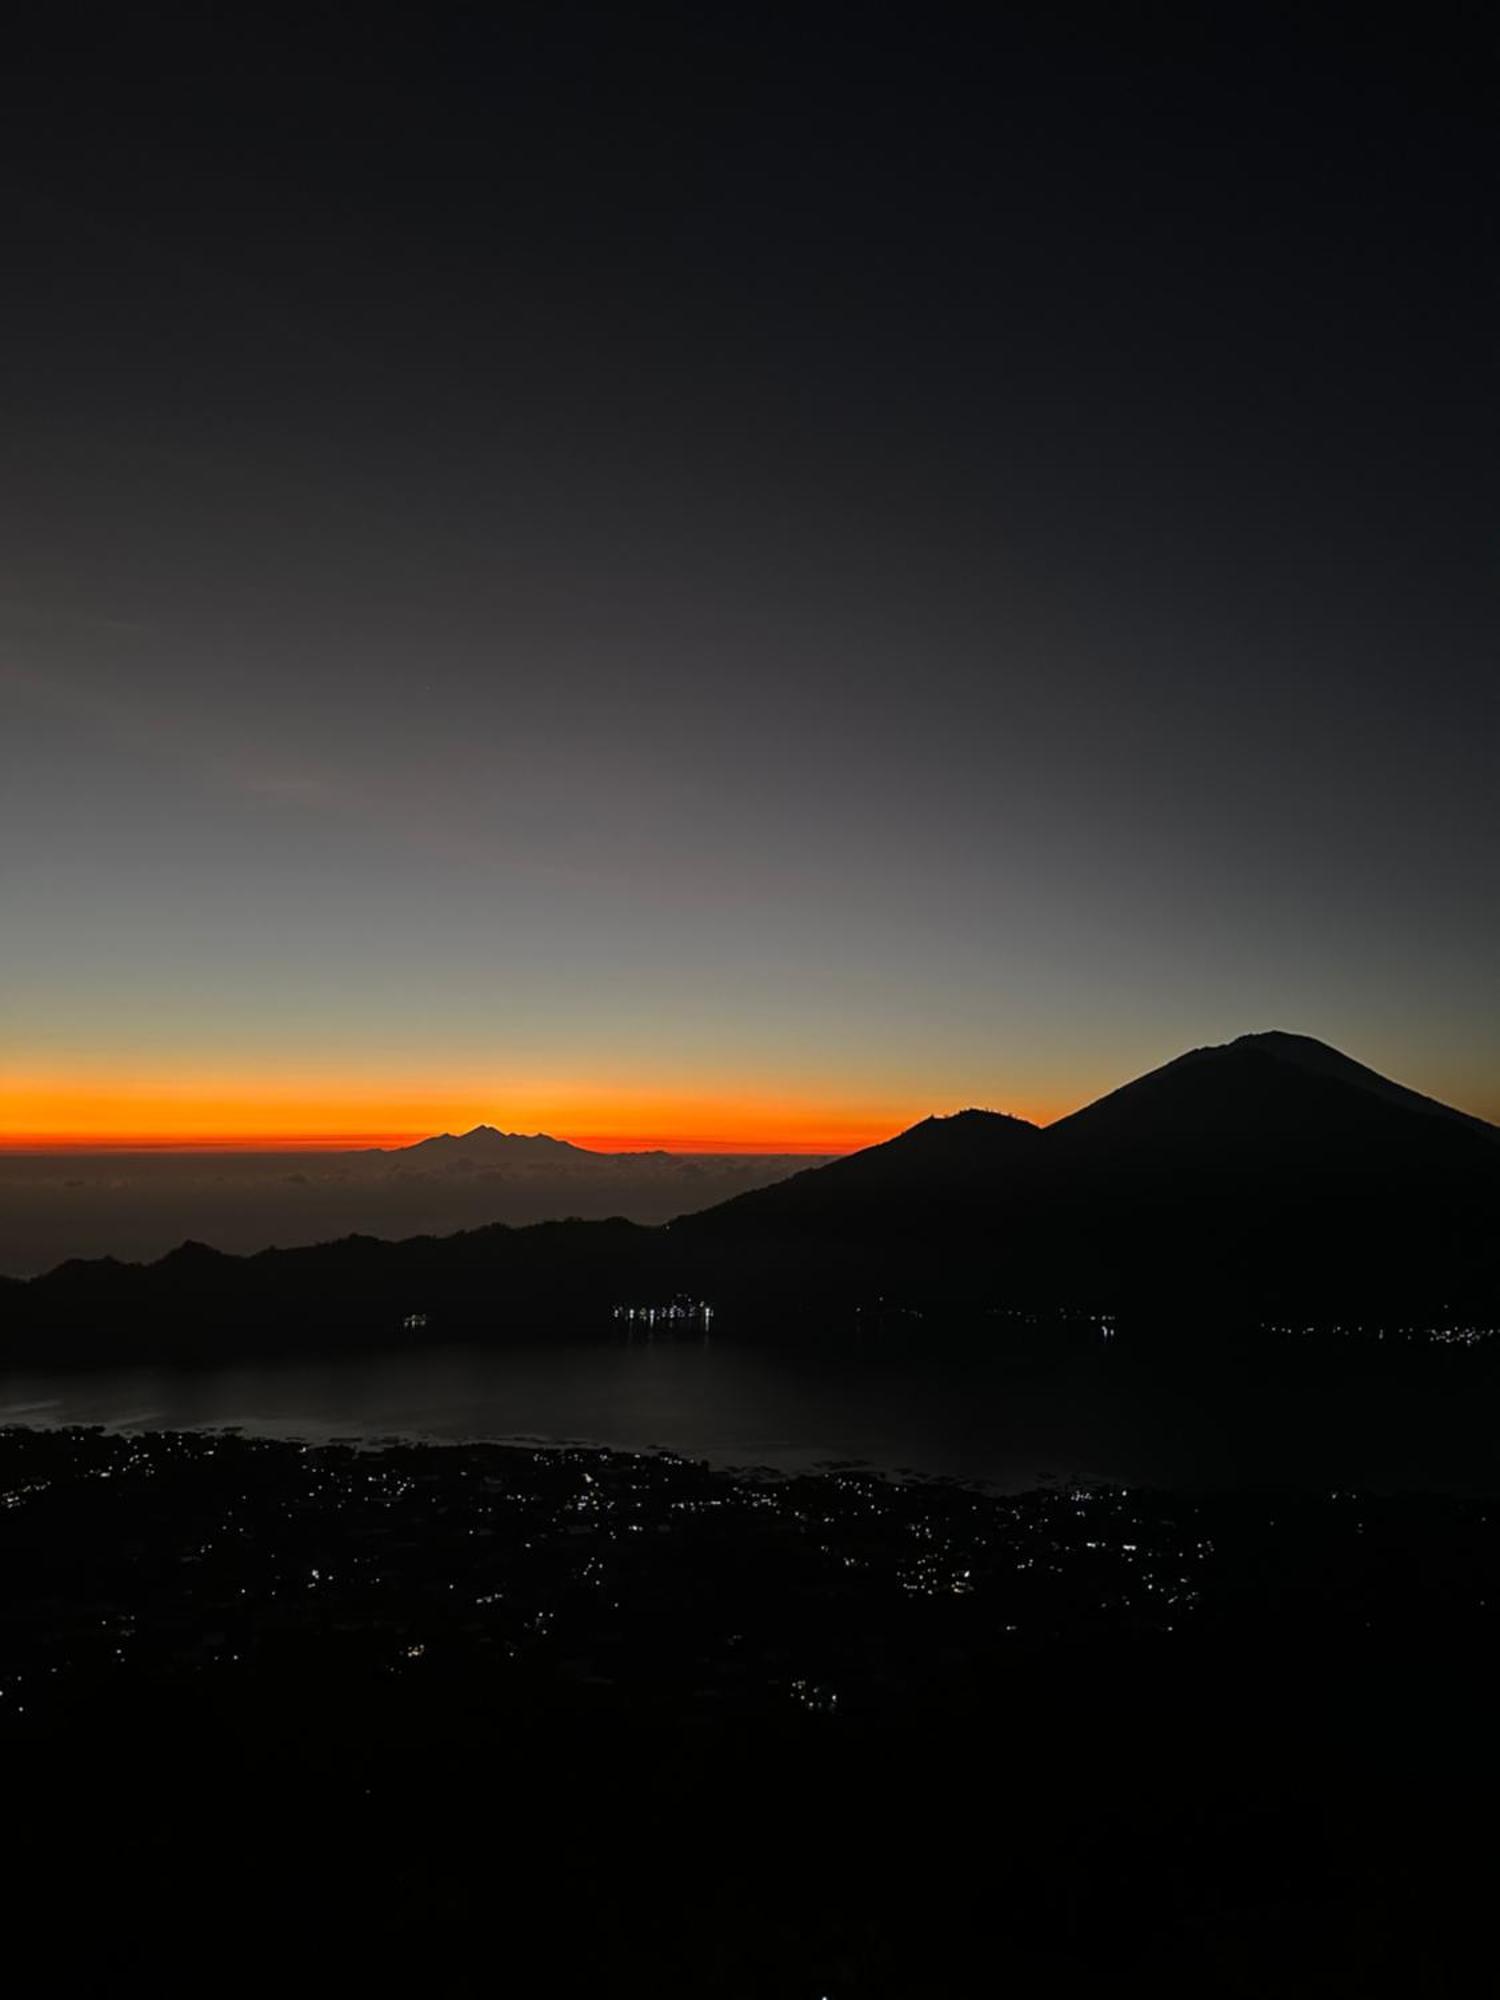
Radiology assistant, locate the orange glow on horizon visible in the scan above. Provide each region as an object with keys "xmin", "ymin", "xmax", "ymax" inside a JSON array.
[
  {"xmin": 0, "ymin": 1071, "xmax": 1065, "ymax": 1155},
  {"xmin": 0, "ymin": 1130, "xmax": 864, "ymax": 1156}
]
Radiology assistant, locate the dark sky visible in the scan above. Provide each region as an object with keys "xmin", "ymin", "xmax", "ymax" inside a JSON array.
[{"xmin": 3, "ymin": 6, "xmax": 1496, "ymax": 1142}]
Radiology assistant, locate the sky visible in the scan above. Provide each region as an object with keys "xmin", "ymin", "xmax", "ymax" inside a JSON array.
[{"xmin": 2, "ymin": 7, "xmax": 1496, "ymax": 1148}]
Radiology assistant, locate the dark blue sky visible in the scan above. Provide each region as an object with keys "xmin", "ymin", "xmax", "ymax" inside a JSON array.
[{"xmin": 3, "ymin": 7, "xmax": 1496, "ymax": 1142}]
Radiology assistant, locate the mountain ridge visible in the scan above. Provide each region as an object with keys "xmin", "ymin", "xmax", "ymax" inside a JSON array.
[
  {"xmin": 386, "ymin": 1125, "xmax": 593, "ymax": 1161},
  {"xmin": 669, "ymin": 1033, "xmax": 1500, "ymax": 1310},
  {"xmin": 5, "ymin": 1034, "xmax": 1498, "ymax": 1358}
]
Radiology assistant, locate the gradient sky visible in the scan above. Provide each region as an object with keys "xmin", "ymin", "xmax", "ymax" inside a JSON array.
[{"xmin": 3, "ymin": 8, "xmax": 1496, "ymax": 1147}]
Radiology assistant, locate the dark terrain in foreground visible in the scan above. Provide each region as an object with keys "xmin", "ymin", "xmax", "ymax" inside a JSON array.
[
  {"xmin": 7, "ymin": 1036, "xmax": 1498, "ymax": 1366},
  {"xmin": 4, "ymin": 1425, "xmax": 1497, "ymax": 1995}
]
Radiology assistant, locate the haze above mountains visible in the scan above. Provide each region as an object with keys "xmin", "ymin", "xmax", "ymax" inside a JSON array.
[
  {"xmin": 0, "ymin": 1134, "xmax": 833, "ymax": 1278},
  {"xmin": 5, "ymin": 1035, "xmax": 1498, "ymax": 1360}
]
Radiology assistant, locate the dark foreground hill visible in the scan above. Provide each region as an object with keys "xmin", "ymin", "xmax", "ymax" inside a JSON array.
[
  {"xmin": 3, "ymin": 1034, "xmax": 1498, "ymax": 1363},
  {"xmin": 8, "ymin": 1425, "xmax": 1499, "ymax": 1996}
]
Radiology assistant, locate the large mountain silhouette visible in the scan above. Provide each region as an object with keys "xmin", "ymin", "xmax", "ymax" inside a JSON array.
[
  {"xmin": 1047, "ymin": 1032, "xmax": 1498, "ymax": 1159},
  {"xmin": 1033, "ymin": 1032, "xmax": 1500, "ymax": 1306},
  {"xmin": 672, "ymin": 1032, "xmax": 1500, "ymax": 1311},
  {"xmin": 664, "ymin": 1107, "xmax": 1043, "ymax": 1303},
  {"xmin": 5, "ymin": 1034, "xmax": 1498, "ymax": 1361}
]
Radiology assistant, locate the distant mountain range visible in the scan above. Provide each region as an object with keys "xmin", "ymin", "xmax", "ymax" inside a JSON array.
[
  {"xmin": 375, "ymin": 1125, "xmax": 679, "ymax": 1165},
  {"xmin": 0, "ymin": 1134, "xmax": 833, "ymax": 1276},
  {"xmin": 4, "ymin": 1033, "xmax": 1498, "ymax": 1362}
]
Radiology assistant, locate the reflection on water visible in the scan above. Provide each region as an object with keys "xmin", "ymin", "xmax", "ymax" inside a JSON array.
[
  {"xmin": 1, "ymin": 1336, "xmax": 1496, "ymax": 1490},
  {"xmin": 0, "ymin": 1342, "xmax": 1103, "ymax": 1488}
]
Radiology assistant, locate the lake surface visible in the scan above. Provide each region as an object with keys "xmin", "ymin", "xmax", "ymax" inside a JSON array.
[{"xmin": 2, "ymin": 1335, "xmax": 1496, "ymax": 1491}]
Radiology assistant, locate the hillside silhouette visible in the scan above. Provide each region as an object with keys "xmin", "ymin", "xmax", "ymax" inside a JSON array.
[
  {"xmin": 673, "ymin": 1033, "xmax": 1500, "ymax": 1311},
  {"xmin": 1029, "ymin": 1032, "xmax": 1500, "ymax": 1307},
  {"xmin": 681, "ymin": 1108, "xmax": 1041, "ymax": 1239},
  {"xmin": 1047, "ymin": 1032, "xmax": 1500, "ymax": 1159},
  {"xmin": 0, "ymin": 1133, "xmax": 829, "ymax": 1276},
  {"xmin": 5, "ymin": 1034, "xmax": 1498, "ymax": 1362}
]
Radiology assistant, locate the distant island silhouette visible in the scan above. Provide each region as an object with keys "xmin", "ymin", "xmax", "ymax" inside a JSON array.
[
  {"xmin": 376, "ymin": 1125, "xmax": 666, "ymax": 1162},
  {"xmin": 4, "ymin": 1033, "xmax": 1498, "ymax": 1365}
]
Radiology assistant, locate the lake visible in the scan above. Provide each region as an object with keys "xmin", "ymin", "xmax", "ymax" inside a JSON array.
[{"xmin": 2, "ymin": 1332, "xmax": 1495, "ymax": 1490}]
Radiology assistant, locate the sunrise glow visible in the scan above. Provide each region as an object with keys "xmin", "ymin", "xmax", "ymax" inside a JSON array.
[{"xmin": 0, "ymin": 1069, "xmax": 1067, "ymax": 1154}]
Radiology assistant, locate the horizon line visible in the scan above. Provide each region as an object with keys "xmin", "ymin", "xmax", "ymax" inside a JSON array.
[{"xmin": 0, "ymin": 1131, "xmax": 861, "ymax": 1157}]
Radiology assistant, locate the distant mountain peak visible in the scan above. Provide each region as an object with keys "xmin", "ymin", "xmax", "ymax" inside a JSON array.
[
  {"xmin": 157, "ymin": 1239, "xmax": 233, "ymax": 1270},
  {"xmin": 676, "ymin": 1102, "xmax": 1040, "ymax": 1232},
  {"xmin": 1049, "ymin": 1029, "xmax": 1497, "ymax": 1148},
  {"xmin": 921, "ymin": 1106, "xmax": 1029, "ymax": 1125},
  {"xmin": 1228, "ymin": 1029, "xmax": 1338, "ymax": 1054},
  {"xmin": 396, "ymin": 1126, "xmax": 587, "ymax": 1159}
]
